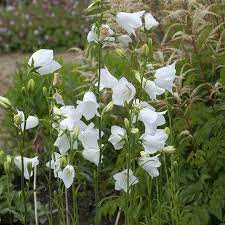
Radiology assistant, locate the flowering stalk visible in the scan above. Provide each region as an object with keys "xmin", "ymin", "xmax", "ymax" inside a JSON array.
[{"xmin": 33, "ymin": 165, "xmax": 38, "ymax": 225}]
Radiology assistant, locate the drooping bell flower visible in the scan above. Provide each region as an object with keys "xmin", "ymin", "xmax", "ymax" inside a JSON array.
[
  {"xmin": 112, "ymin": 77, "xmax": 136, "ymax": 106},
  {"xmin": 79, "ymin": 122, "xmax": 102, "ymax": 150},
  {"xmin": 87, "ymin": 24, "xmax": 115, "ymax": 45},
  {"xmin": 14, "ymin": 110, "xmax": 39, "ymax": 131},
  {"xmin": 142, "ymin": 78, "xmax": 165, "ymax": 100},
  {"xmin": 138, "ymin": 151, "xmax": 161, "ymax": 177},
  {"xmin": 109, "ymin": 125, "xmax": 127, "ymax": 150},
  {"xmin": 77, "ymin": 92, "xmax": 100, "ymax": 120},
  {"xmin": 144, "ymin": 13, "xmax": 159, "ymax": 30},
  {"xmin": 82, "ymin": 148, "xmax": 101, "ymax": 166},
  {"xmin": 113, "ymin": 169, "xmax": 138, "ymax": 192},
  {"xmin": 117, "ymin": 35, "xmax": 132, "ymax": 48},
  {"xmin": 116, "ymin": 11, "xmax": 145, "ymax": 36},
  {"xmin": 96, "ymin": 67, "xmax": 118, "ymax": 91},
  {"xmin": 154, "ymin": 63, "xmax": 176, "ymax": 92},
  {"xmin": 14, "ymin": 156, "xmax": 39, "ymax": 180},
  {"xmin": 141, "ymin": 129, "xmax": 168, "ymax": 154},
  {"xmin": 54, "ymin": 132, "xmax": 78, "ymax": 154},
  {"xmin": 58, "ymin": 165, "xmax": 75, "ymax": 189},
  {"xmin": 46, "ymin": 152, "xmax": 62, "ymax": 177},
  {"xmin": 28, "ymin": 49, "xmax": 61, "ymax": 75}
]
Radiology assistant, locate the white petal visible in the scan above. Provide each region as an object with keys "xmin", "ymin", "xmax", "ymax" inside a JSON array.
[
  {"xmin": 26, "ymin": 116, "xmax": 39, "ymax": 130},
  {"xmin": 82, "ymin": 148, "xmax": 100, "ymax": 166},
  {"xmin": 28, "ymin": 49, "xmax": 53, "ymax": 67},
  {"xmin": 58, "ymin": 165, "xmax": 75, "ymax": 189},
  {"xmin": 96, "ymin": 67, "xmax": 118, "ymax": 91},
  {"xmin": 36, "ymin": 60, "xmax": 61, "ymax": 75},
  {"xmin": 118, "ymin": 35, "xmax": 132, "ymax": 48},
  {"xmin": 54, "ymin": 134, "xmax": 70, "ymax": 154},
  {"xmin": 144, "ymin": 13, "xmax": 159, "ymax": 30}
]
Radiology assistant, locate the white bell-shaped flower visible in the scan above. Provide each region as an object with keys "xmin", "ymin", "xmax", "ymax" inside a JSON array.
[
  {"xmin": 14, "ymin": 156, "xmax": 39, "ymax": 180},
  {"xmin": 53, "ymin": 93, "xmax": 64, "ymax": 106},
  {"xmin": 117, "ymin": 35, "xmax": 132, "ymax": 48},
  {"xmin": 142, "ymin": 79, "xmax": 165, "ymax": 100},
  {"xmin": 141, "ymin": 129, "xmax": 168, "ymax": 154},
  {"xmin": 116, "ymin": 11, "xmax": 145, "ymax": 36},
  {"xmin": 54, "ymin": 133, "xmax": 78, "ymax": 154},
  {"xmin": 96, "ymin": 67, "xmax": 118, "ymax": 91},
  {"xmin": 28, "ymin": 49, "xmax": 61, "ymax": 75},
  {"xmin": 77, "ymin": 92, "xmax": 100, "ymax": 120},
  {"xmin": 58, "ymin": 165, "xmax": 75, "ymax": 189},
  {"xmin": 79, "ymin": 122, "xmax": 102, "ymax": 149},
  {"xmin": 87, "ymin": 24, "xmax": 115, "ymax": 45},
  {"xmin": 112, "ymin": 77, "xmax": 136, "ymax": 106},
  {"xmin": 46, "ymin": 152, "xmax": 62, "ymax": 177},
  {"xmin": 154, "ymin": 63, "xmax": 176, "ymax": 92},
  {"xmin": 109, "ymin": 126, "xmax": 126, "ymax": 150},
  {"xmin": 15, "ymin": 110, "xmax": 39, "ymax": 131},
  {"xmin": 113, "ymin": 169, "xmax": 138, "ymax": 192},
  {"xmin": 138, "ymin": 152, "xmax": 161, "ymax": 177},
  {"xmin": 144, "ymin": 13, "xmax": 159, "ymax": 30},
  {"xmin": 59, "ymin": 118, "xmax": 87, "ymax": 133},
  {"xmin": 82, "ymin": 148, "xmax": 101, "ymax": 166}
]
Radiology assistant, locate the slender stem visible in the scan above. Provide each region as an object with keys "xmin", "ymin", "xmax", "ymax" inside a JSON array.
[
  {"xmin": 95, "ymin": 1, "xmax": 104, "ymax": 224},
  {"xmin": 34, "ymin": 165, "xmax": 38, "ymax": 225},
  {"xmin": 114, "ymin": 209, "xmax": 121, "ymax": 225},
  {"xmin": 65, "ymin": 188, "xmax": 70, "ymax": 225}
]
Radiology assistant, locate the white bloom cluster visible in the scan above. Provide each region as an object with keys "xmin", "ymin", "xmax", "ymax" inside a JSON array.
[{"xmin": 87, "ymin": 11, "xmax": 159, "ymax": 48}]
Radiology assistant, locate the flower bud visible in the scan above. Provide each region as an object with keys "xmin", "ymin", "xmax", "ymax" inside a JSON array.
[
  {"xmin": 74, "ymin": 127, "xmax": 80, "ymax": 140},
  {"xmin": 124, "ymin": 118, "xmax": 130, "ymax": 130},
  {"xmin": 21, "ymin": 86, "xmax": 26, "ymax": 96},
  {"xmin": 14, "ymin": 113, "xmax": 22, "ymax": 126},
  {"xmin": 53, "ymin": 106, "xmax": 62, "ymax": 116},
  {"xmin": 102, "ymin": 101, "xmax": 114, "ymax": 114},
  {"xmin": 0, "ymin": 150, "xmax": 6, "ymax": 164},
  {"xmin": 42, "ymin": 87, "xmax": 47, "ymax": 96},
  {"xmin": 53, "ymin": 73, "xmax": 62, "ymax": 86},
  {"xmin": 133, "ymin": 70, "xmax": 141, "ymax": 83},
  {"xmin": 4, "ymin": 155, "xmax": 12, "ymax": 173},
  {"xmin": 0, "ymin": 96, "xmax": 12, "ymax": 109},
  {"xmin": 164, "ymin": 127, "xmax": 170, "ymax": 135},
  {"xmin": 27, "ymin": 79, "xmax": 35, "ymax": 94},
  {"xmin": 116, "ymin": 48, "xmax": 126, "ymax": 58},
  {"xmin": 163, "ymin": 146, "xmax": 175, "ymax": 154},
  {"xmin": 131, "ymin": 127, "xmax": 139, "ymax": 134},
  {"xmin": 147, "ymin": 37, "xmax": 152, "ymax": 47},
  {"xmin": 142, "ymin": 44, "xmax": 149, "ymax": 57}
]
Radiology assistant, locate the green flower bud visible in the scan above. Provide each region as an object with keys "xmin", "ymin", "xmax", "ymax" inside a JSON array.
[
  {"xmin": 0, "ymin": 96, "xmax": 12, "ymax": 109},
  {"xmin": 4, "ymin": 155, "xmax": 12, "ymax": 173},
  {"xmin": 21, "ymin": 86, "xmax": 26, "ymax": 96},
  {"xmin": 133, "ymin": 70, "xmax": 141, "ymax": 83},
  {"xmin": 142, "ymin": 44, "xmax": 149, "ymax": 57},
  {"xmin": 116, "ymin": 48, "xmax": 126, "ymax": 58},
  {"xmin": 163, "ymin": 146, "xmax": 175, "ymax": 154},
  {"xmin": 53, "ymin": 73, "xmax": 62, "ymax": 86},
  {"xmin": 102, "ymin": 101, "xmax": 114, "ymax": 114},
  {"xmin": 164, "ymin": 127, "xmax": 170, "ymax": 135},
  {"xmin": 42, "ymin": 87, "xmax": 47, "ymax": 96},
  {"xmin": 131, "ymin": 127, "xmax": 139, "ymax": 134},
  {"xmin": 27, "ymin": 79, "xmax": 35, "ymax": 94},
  {"xmin": 124, "ymin": 118, "xmax": 130, "ymax": 130},
  {"xmin": 147, "ymin": 37, "xmax": 152, "ymax": 47},
  {"xmin": 74, "ymin": 127, "xmax": 80, "ymax": 140},
  {"xmin": 0, "ymin": 150, "xmax": 6, "ymax": 164},
  {"xmin": 14, "ymin": 113, "xmax": 22, "ymax": 126}
]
